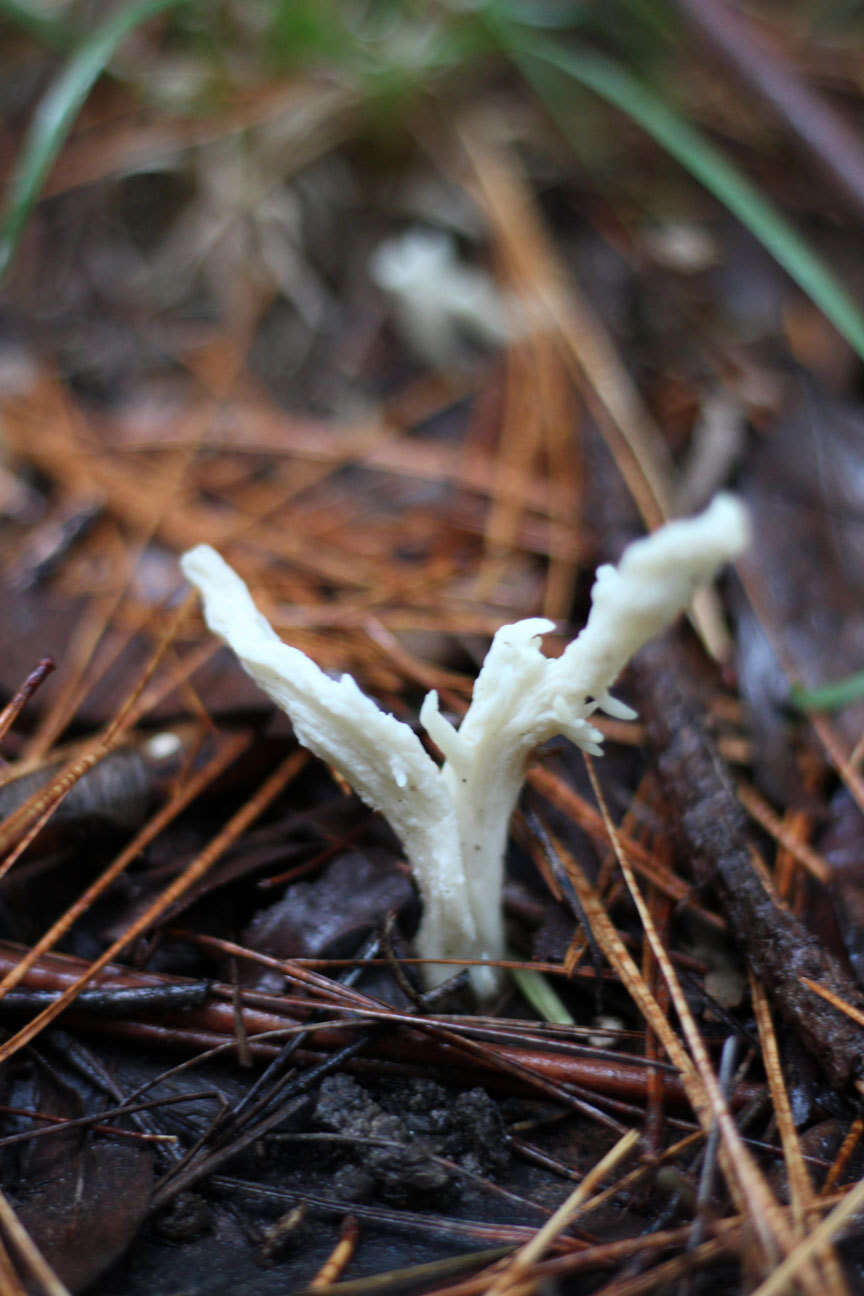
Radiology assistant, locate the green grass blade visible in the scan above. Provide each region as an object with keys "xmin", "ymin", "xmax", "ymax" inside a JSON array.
[
  {"xmin": 510, "ymin": 965, "xmax": 575, "ymax": 1024},
  {"xmin": 504, "ymin": 33, "xmax": 864, "ymax": 362},
  {"xmin": 790, "ymin": 671, "xmax": 864, "ymax": 712},
  {"xmin": 0, "ymin": 0, "xmax": 186, "ymax": 279}
]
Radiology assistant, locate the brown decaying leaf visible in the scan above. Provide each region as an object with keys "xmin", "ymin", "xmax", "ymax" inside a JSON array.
[{"xmin": 17, "ymin": 1144, "xmax": 153, "ymax": 1293}]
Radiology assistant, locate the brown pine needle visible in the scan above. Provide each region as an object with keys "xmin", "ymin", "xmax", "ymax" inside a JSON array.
[
  {"xmin": 457, "ymin": 118, "xmax": 673, "ymax": 532},
  {"xmin": 822, "ymin": 1118, "xmax": 864, "ymax": 1196},
  {"xmin": 483, "ymin": 1127, "xmax": 640, "ymax": 1296},
  {"xmin": 0, "ymin": 730, "xmax": 251, "ymax": 1003},
  {"xmin": 811, "ymin": 713, "xmax": 864, "ymax": 821},
  {"xmin": 309, "ymin": 1216, "xmax": 361, "ymax": 1290},
  {"xmin": 0, "ymin": 749, "xmax": 306, "ymax": 1065},
  {"xmin": 544, "ymin": 812, "xmax": 788, "ymax": 1275},
  {"xmin": 800, "ymin": 976, "xmax": 864, "ymax": 1029},
  {"xmin": 586, "ymin": 1237, "xmax": 727, "ymax": 1296},
  {"xmin": 750, "ymin": 976, "xmax": 812, "ymax": 1236},
  {"xmin": 581, "ymin": 755, "xmax": 795, "ymax": 1275},
  {"xmin": 751, "ymin": 973, "xmax": 847, "ymax": 1291},
  {"xmin": 0, "ymin": 1234, "xmax": 27, "ymax": 1296},
  {"xmin": 751, "ymin": 1175, "xmax": 864, "ymax": 1296},
  {"xmin": 528, "ymin": 763, "xmax": 725, "ymax": 929},
  {"xmin": 737, "ymin": 562, "xmax": 864, "ymax": 823},
  {"xmin": 735, "ymin": 780, "xmax": 829, "ymax": 883},
  {"xmin": 0, "ymin": 1188, "xmax": 71, "ymax": 1296},
  {"xmin": 0, "ymin": 591, "xmax": 196, "ymax": 860}
]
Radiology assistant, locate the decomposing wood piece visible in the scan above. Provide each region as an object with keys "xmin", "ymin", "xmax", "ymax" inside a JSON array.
[{"xmin": 634, "ymin": 633, "xmax": 864, "ymax": 1092}]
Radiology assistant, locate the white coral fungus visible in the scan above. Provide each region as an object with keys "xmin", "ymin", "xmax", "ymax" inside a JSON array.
[
  {"xmin": 181, "ymin": 493, "xmax": 749, "ymax": 999},
  {"xmin": 369, "ymin": 228, "xmax": 515, "ymax": 368}
]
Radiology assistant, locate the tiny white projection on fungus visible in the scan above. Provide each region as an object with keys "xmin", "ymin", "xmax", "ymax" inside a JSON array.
[{"xmin": 180, "ymin": 492, "xmax": 750, "ymax": 1000}]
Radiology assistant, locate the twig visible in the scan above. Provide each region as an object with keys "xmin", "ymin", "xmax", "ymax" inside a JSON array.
[
  {"xmin": 0, "ymin": 659, "xmax": 54, "ymax": 745},
  {"xmin": 635, "ymin": 633, "xmax": 864, "ymax": 1092}
]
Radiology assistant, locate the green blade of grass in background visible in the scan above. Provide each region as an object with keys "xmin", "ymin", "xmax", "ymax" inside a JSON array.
[
  {"xmin": 790, "ymin": 671, "xmax": 864, "ymax": 713},
  {"xmin": 501, "ymin": 31, "xmax": 864, "ymax": 363},
  {"xmin": 0, "ymin": 0, "xmax": 186, "ymax": 279}
]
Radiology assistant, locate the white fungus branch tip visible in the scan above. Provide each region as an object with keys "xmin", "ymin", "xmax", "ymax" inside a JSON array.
[{"xmin": 181, "ymin": 493, "xmax": 749, "ymax": 998}]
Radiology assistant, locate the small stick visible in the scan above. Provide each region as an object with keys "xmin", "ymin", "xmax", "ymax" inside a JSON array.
[{"xmin": 0, "ymin": 660, "xmax": 54, "ymax": 746}]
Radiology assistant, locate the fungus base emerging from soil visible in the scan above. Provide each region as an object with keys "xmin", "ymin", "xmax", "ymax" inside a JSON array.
[{"xmin": 181, "ymin": 493, "xmax": 749, "ymax": 998}]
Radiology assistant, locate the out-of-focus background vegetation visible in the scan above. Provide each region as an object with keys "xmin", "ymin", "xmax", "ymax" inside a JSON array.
[{"xmin": 3, "ymin": 0, "xmax": 864, "ymax": 409}]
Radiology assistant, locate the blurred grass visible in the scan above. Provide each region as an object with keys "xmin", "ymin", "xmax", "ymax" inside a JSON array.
[
  {"xmin": 495, "ymin": 25, "xmax": 864, "ymax": 363},
  {"xmin": 791, "ymin": 672, "xmax": 864, "ymax": 713},
  {"xmin": 0, "ymin": 0, "xmax": 187, "ymax": 279},
  {"xmin": 2, "ymin": 0, "xmax": 863, "ymax": 364}
]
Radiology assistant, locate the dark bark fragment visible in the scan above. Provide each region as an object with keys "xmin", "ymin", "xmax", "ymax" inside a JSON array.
[{"xmin": 634, "ymin": 632, "xmax": 864, "ymax": 1092}]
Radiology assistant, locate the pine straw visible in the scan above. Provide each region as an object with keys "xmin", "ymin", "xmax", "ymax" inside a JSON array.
[{"xmin": 1, "ymin": 110, "xmax": 864, "ymax": 1296}]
